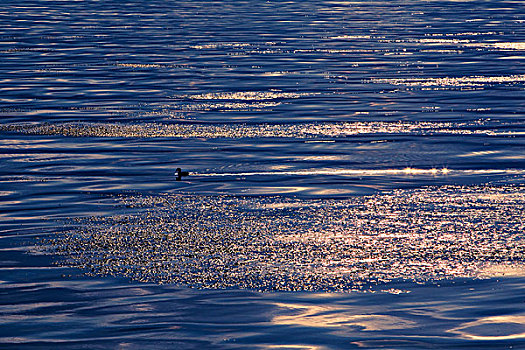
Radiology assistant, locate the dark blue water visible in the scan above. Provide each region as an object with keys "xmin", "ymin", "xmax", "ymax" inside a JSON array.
[{"xmin": 1, "ymin": 0, "xmax": 525, "ymax": 348}]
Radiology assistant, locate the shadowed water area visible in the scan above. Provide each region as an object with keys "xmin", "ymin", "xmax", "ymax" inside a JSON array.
[{"xmin": 1, "ymin": 0, "xmax": 525, "ymax": 348}]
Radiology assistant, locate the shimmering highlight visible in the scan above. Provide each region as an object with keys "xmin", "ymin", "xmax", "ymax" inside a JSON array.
[
  {"xmin": 1, "ymin": 119, "xmax": 517, "ymax": 139},
  {"xmin": 49, "ymin": 185, "xmax": 525, "ymax": 292}
]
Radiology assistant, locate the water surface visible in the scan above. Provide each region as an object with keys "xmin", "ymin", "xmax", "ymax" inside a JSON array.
[{"xmin": 1, "ymin": 0, "xmax": 525, "ymax": 348}]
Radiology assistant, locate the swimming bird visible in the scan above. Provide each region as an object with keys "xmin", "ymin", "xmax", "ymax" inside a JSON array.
[{"xmin": 175, "ymin": 168, "xmax": 189, "ymax": 181}]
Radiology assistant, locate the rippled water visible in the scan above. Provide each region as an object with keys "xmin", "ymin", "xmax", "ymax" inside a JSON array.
[{"xmin": 1, "ymin": 0, "xmax": 525, "ymax": 348}]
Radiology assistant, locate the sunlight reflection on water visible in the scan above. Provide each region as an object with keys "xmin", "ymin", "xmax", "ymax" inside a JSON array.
[{"xmin": 1, "ymin": 0, "xmax": 525, "ymax": 347}]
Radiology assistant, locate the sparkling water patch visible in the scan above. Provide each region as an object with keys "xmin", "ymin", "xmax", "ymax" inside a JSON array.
[
  {"xmin": 369, "ymin": 74, "xmax": 525, "ymax": 88},
  {"xmin": 170, "ymin": 90, "xmax": 320, "ymax": 111},
  {"xmin": 1, "ymin": 120, "xmax": 516, "ymax": 139},
  {"xmin": 174, "ymin": 101, "xmax": 281, "ymax": 111},
  {"xmin": 491, "ymin": 42, "xmax": 525, "ymax": 50},
  {"xmin": 49, "ymin": 185, "xmax": 525, "ymax": 292},
  {"xmin": 184, "ymin": 91, "xmax": 319, "ymax": 101}
]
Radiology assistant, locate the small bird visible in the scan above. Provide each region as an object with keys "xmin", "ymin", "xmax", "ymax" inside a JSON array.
[{"xmin": 175, "ymin": 168, "xmax": 189, "ymax": 181}]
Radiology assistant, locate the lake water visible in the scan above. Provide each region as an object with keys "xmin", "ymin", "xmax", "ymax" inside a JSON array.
[{"xmin": 1, "ymin": 0, "xmax": 525, "ymax": 348}]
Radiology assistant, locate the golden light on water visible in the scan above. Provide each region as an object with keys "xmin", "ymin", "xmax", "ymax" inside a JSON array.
[
  {"xmin": 49, "ymin": 185, "xmax": 525, "ymax": 292},
  {"xmin": 402, "ymin": 167, "xmax": 449, "ymax": 175},
  {"xmin": 272, "ymin": 302, "xmax": 416, "ymax": 331},
  {"xmin": 1, "ymin": 118, "xmax": 520, "ymax": 139},
  {"xmin": 450, "ymin": 316, "xmax": 525, "ymax": 341}
]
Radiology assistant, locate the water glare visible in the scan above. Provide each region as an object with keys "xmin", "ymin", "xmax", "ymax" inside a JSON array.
[
  {"xmin": 48, "ymin": 185, "xmax": 525, "ymax": 292},
  {"xmin": 1, "ymin": 0, "xmax": 525, "ymax": 347}
]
